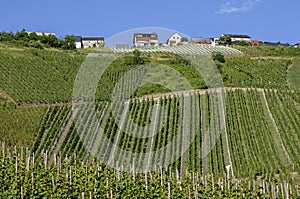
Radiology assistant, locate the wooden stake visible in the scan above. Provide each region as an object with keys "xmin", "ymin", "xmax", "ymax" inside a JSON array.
[
  {"xmin": 15, "ymin": 155, "xmax": 18, "ymax": 176},
  {"xmin": 32, "ymin": 173, "xmax": 35, "ymax": 189},
  {"xmin": 168, "ymin": 182, "xmax": 171, "ymax": 199},
  {"xmin": 52, "ymin": 175, "xmax": 56, "ymax": 192},
  {"xmin": 21, "ymin": 186, "xmax": 24, "ymax": 199},
  {"xmin": 145, "ymin": 172, "xmax": 148, "ymax": 190}
]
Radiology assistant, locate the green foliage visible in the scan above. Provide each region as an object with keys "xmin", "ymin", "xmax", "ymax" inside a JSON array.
[
  {"xmin": 219, "ymin": 35, "xmax": 232, "ymax": 46},
  {"xmin": 233, "ymin": 40, "xmax": 250, "ymax": 46},
  {"xmin": 235, "ymin": 45, "xmax": 300, "ymax": 57},
  {"xmin": 0, "ymin": 29, "xmax": 76, "ymax": 50},
  {"xmin": 96, "ymin": 52, "xmax": 205, "ymax": 101},
  {"xmin": 0, "ymin": 47, "xmax": 84, "ymax": 103},
  {"xmin": 30, "ymin": 40, "xmax": 44, "ymax": 49},
  {"xmin": 0, "ymin": 105, "xmax": 47, "ymax": 147},
  {"xmin": 0, "ymin": 140, "xmax": 298, "ymax": 198},
  {"xmin": 62, "ymin": 35, "xmax": 76, "ymax": 50},
  {"xmin": 212, "ymin": 51, "xmax": 225, "ymax": 63},
  {"xmin": 181, "ymin": 37, "xmax": 188, "ymax": 42},
  {"xmin": 220, "ymin": 57, "xmax": 290, "ymax": 88},
  {"xmin": 135, "ymin": 83, "xmax": 171, "ymax": 96}
]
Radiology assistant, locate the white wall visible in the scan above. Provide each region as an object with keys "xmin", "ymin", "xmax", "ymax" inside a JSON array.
[
  {"xmin": 231, "ymin": 38, "xmax": 251, "ymax": 42},
  {"xmin": 167, "ymin": 33, "xmax": 182, "ymax": 46},
  {"xmin": 75, "ymin": 42, "xmax": 82, "ymax": 49}
]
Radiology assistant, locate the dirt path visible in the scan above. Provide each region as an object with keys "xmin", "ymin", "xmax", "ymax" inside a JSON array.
[
  {"xmin": 146, "ymin": 101, "xmax": 160, "ymax": 171},
  {"xmin": 220, "ymin": 92, "xmax": 234, "ymax": 177},
  {"xmin": 9, "ymin": 87, "xmax": 275, "ymax": 109},
  {"xmin": 200, "ymin": 95, "xmax": 209, "ymax": 175},
  {"xmin": 130, "ymin": 87, "xmax": 273, "ymax": 103},
  {"xmin": 0, "ymin": 89, "xmax": 16, "ymax": 104},
  {"xmin": 250, "ymin": 57, "xmax": 293, "ymax": 60},
  {"xmin": 18, "ymin": 101, "xmax": 72, "ymax": 108},
  {"xmin": 108, "ymin": 102, "xmax": 129, "ymax": 164},
  {"xmin": 48, "ymin": 108, "xmax": 76, "ymax": 161},
  {"xmin": 180, "ymin": 97, "xmax": 189, "ymax": 177},
  {"xmin": 261, "ymin": 90, "xmax": 292, "ymax": 163}
]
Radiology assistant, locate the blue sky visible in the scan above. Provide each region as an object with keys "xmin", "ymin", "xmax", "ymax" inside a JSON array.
[{"xmin": 0, "ymin": 0, "xmax": 299, "ymax": 45}]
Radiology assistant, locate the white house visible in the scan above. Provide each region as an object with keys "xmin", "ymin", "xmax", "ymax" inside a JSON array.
[
  {"xmin": 166, "ymin": 33, "xmax": 186, "ymax": 46},
  {"xmin": 74, "ymin": 36, "xmax": 82, "ymax": 49},
  {"xmin": 133, "ymin": 33, "xmax": 158, "ymax": 47},
  {"xmin": 73, "ymin": 36, "xmax": 104, "ymax": 49},
  {"xmin": 222, "ymin": 34, "xmax": 251, "ymax": 42},
  {"xmin": 82, "ymin": 37, "xmax": 104, "ymax": 48},
  {"xmin": 212, "ymin": 38, "xmax": 219, "ymax": 46}
]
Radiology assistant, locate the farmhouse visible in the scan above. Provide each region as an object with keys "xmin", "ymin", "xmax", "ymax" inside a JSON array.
[
  {"xmin": 74, "ymin": 36, "xmax": 104, "ymax": 48},
  {"xmin": 133, "ymin": 33, "xmax": 158, "ymax": 47},
  {"xmin": 82, "ymin": 37, "xmax": 104, "ymax": 48},
  {"xmin": 74, "ymin": 36, "xmax": 83, "ymax": 49},
  {"xmin": 166, "ymin": 33, "xmax": 187, "ymax": 46},
  {"xmin": 189, "ymin": 38, "xmax": 213, "ymax": 46},
  {"xmin": 223, "ymin": 34, "xmax": 251, "ymax": 42}
]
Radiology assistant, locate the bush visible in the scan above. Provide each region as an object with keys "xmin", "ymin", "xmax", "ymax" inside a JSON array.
[
  {"xmin": 212, "ymin": 52, "xmax": 225, "ymax": 63},
  {"xmin": 233, "ymin": 41, "xmax": 250, "ymax": 46},
  {"xmin": 31, "ymin": 41, "xmax": 44, "ymax": 49}
]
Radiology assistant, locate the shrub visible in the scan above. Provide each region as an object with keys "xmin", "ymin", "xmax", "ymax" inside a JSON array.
[{"xmin": 212, "ymin": 52, "xmax": 225, "ymax": 63}]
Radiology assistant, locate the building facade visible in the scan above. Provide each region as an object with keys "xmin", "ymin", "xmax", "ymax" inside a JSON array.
[
  {"xmin": 189, "ymin": 38, "xmax": 213, "ymax": 46},
  {"xmin": 74, "ymin": 36, "xmax": 104, "ymax": 48},
  {"xmin": 82, "ymin": 37, "xmax": 104, "ymax": 48},
  {"xmin": 167, "ymin": 33, "xmax": 184, "ymax": 46},
  {"xmin": 223, "ymin": 34, "xmax": 251, "ymax": 42},
  {"xmin": 133, "ymin": 33, "xmax": 158, "ymax": 47}
]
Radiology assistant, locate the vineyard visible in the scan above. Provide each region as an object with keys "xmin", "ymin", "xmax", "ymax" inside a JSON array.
[
  {"xmin": 112, "ymin": 45, "xmax": 243, "ymax": 56},
  {"xmin": 1, "ymin": 141, "xmax": 299, "ymax": 198},
  {"xmin": 0, "ymin": 44, "xmax": 300, "ymax": 198},
  {"xmin": 0, "ymin": 47, "xmax": 84, "ymax": 104},
  {"xmin": 8, "ymin": 89, "xmax": 299, "ymax": 182}
]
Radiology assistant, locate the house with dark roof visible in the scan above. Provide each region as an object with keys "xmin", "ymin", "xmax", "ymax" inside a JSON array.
[
  {"xmin": 133, "ymin": 33, "xmax": 158, "ymax": 47},
  {"xmin": 74, "ymin": 36, "xmax": 83, "ymax": 49},
  {"xmin": 82, "ymin": 37, "xmax": 104, "ymax": 48},
  {"xmin": 222, "ymin": 34, "xmax": 251, "ymax": 42},
  {"xmin": 189, "ymin": 38, "xmax": 213, "ymax": 46},
  {"xmin": 74, "ymin": 36, "xmax": 104, "ymax": 48}
]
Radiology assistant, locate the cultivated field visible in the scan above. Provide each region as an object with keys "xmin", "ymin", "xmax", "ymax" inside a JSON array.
[{"xmin": 0, "ymin": 45, "xmax": 300, "ymax": 198}]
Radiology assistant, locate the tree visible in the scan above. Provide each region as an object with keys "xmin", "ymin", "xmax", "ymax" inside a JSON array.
[
  {"xmin": 133, "ymin": 49, "xmax": 141, "ymax": 57},
  {"xmin": 212, "ymin": 52, "xmax": 225, "ymax": 63},
  {"xmin": 62, "ymin": 35, "xmax": 76, "ymax": 50},
  {"xmin": 234, "ymin": 40, "xmax": 250, "ymax": 46},
  {"xmin": 0, "ymin": 31, "xmax": 14, "ymax": 41},
  {"xmin": 15, "ymin": 28, "xmax": 29, "ymax": 41},
  {"xmin": 132, "ymin": 49, "xmax": 144, "ymax": 65},
  {"xmin": 181, "ymin": 37, "xmax": 188, "ymax": 42},
  {"xmin": 29, "ymin": 32, "xmax": 39, "ymax": 41},
  {"xmin": 219, "ymin": 35, "xmax": 232, "ymax": 46}
]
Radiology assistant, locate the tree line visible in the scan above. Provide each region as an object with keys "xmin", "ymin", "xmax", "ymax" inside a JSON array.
[{"xmin": 0, "ymin": 28, "xmax": 76, "ymax": 50}]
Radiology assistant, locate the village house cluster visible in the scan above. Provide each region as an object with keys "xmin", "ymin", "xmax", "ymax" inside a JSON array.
[
  {"xmin": 128, "ymin": 33, "xmax": 252, "ymax": 48},
  {"xmin": 73, "ymin": 32, "xmax": 295, "ymax": 49}
]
